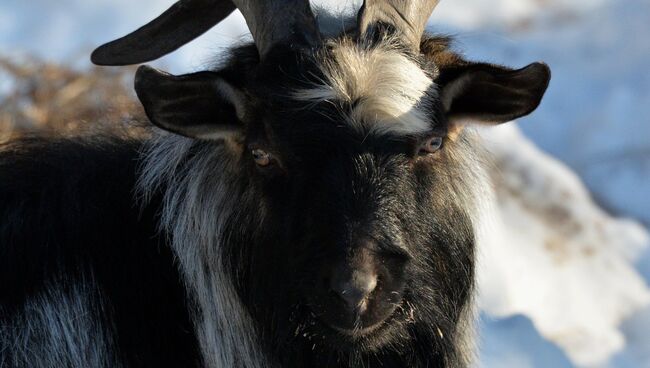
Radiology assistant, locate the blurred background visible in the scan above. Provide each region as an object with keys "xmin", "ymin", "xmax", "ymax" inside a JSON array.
[{"xmin": 1, "ymin": 0, "xmax": 648, "ymax": 366}]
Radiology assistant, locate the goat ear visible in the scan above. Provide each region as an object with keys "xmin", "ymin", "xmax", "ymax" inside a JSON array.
[
  {"xmin": 134, "ymin": 65, "xmax": 246, "ymax": 139},
  {"xmin": 438, "ymin": 62, "xmax": 551, "ymax": 125}
]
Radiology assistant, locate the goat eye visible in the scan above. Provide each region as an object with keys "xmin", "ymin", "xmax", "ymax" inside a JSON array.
[
  {"xmin": 252, "ymin": 149, "xmax": 271, "ymax": 167},
  {"xmin": 419, "ymin": 137, "xmax": 443, "ymax": 155}
]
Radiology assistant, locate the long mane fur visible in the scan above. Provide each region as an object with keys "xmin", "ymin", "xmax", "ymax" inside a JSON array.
[{"xmin": 137, "ymin": 133, "xmax": 270, "ymax": 368}]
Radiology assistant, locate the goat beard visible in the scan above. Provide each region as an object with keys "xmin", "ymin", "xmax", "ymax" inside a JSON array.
[{"xmin": 242, "ymin": 283, "xmax": 462, "ymax": 368}]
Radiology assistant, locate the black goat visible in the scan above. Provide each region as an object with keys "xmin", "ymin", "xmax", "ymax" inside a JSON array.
[{"xmin": 0, "ymin": 0, "xmax": 550, "ymax": 367}]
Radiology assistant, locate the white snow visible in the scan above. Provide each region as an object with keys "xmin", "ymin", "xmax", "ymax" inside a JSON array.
[
  {"xmin": 478, "ymin": 124, "xmax": 650, "ymax": 366},
  {"xmin": 1, "ymin": 0, "xmax": 649, "ymax": 367}
]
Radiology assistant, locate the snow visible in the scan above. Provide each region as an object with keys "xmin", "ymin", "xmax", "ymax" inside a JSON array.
[
  {"xmin": 1, "ymin": 0, "xmax": 649, "ymax": 367},
  {"xmin": 478, "ymin": 313, "xmax": 574, "ymax": 368},
  {"xmin": 479, "ymin": 124, "xmax": 650, "ymax": 366},
  {"xmin": 433, "ymin": 0, "xmax": 607, "ymax": 30}
]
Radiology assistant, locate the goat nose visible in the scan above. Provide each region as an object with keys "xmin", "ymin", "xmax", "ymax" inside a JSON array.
[{"xmin": 331, "ymin": 270, "xmax": 378, "ymax": 312}]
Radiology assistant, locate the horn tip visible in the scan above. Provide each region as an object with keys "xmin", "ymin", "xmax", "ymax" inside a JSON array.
[
  {"xmin": 90, "ymin": 46, "xmax": 111, "ymax": 66},
  {"xmin": 91, "ymin": 40, "xmax": 155, "ymax": 66},
  {"xmin": 91, "ymin": 43, "xmax": 132, "ymax": 66}
]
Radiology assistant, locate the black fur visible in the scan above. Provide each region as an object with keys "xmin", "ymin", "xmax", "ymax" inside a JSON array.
[{"xmin": 0, "ymin": 136, "xmax": 200, "ymax": 367}]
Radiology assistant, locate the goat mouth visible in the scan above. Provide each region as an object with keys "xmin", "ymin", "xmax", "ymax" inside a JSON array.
[
  {"xmin": 329, "ymin": 319, "xmax": 388, "ymax": 338},
  {"xmin": 295, "ymin": 303, "xmax": 411, "ymax": 354},
  {"xmin": 310, "ymin": 303, "xmax": 402, "ymax": 341}
]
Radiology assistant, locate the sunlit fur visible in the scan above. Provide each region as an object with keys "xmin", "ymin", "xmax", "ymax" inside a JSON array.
[
  {"xmin": 137, "ymin": 134, "xmax": 270, "ymax": 368},
  {"xmin": 294, "ymin": 38, "xmax": 437, "ymax": 135},
  {"xmin": 0, "ymin": 275, "xmax": 121, "ymax": 368}
]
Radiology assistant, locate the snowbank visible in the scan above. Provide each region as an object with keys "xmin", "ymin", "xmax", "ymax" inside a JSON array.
[{"xmin": 478, "ymin": 124, "xmax": 650, "ymax": 366}]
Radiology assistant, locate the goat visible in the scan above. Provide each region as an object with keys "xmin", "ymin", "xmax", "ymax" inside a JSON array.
[{"xmin": 0, "ymin": 0, "xmax": 551, "ymax": 367}]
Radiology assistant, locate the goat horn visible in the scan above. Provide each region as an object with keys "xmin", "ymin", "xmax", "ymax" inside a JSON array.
[
  {"xmin": 92, "ymin": 0, "xmax": 236, "ymax": 66},
  {"xmin": 92, "ymin": 0, "xmax": 321, "ymax": 66},
  {"xmin": 356, "ymin": 0, "xmax": 440, "ymax": 52},
  {"xmin": 232, "ymin": 0, "xmax": 321, "ymax": 58}
]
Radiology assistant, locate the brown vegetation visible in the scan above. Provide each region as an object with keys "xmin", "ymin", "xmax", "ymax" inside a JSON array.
[{"xmin": 0, "ymin": 56, "xmax": 147, "ymax": 143}]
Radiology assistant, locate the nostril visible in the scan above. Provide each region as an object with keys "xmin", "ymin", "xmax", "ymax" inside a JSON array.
[{"xmin": 331, "ymin": 270, "xmax": 378, "ymax": 312}]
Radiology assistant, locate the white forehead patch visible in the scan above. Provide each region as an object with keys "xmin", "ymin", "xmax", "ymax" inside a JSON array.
[{"xmin": 294, "ymin": 39, "xmax": 438, "ymax": 135}]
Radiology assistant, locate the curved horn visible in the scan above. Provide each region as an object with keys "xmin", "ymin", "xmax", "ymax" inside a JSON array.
[
  {"xmin": 91, "ymin": 0, "xmax": 320, "ymax": 66},
  {"xmin": 232, "ymin": 0, "xmax": 321, "ymax": 57},
  {"xmin": 92, "ymin": 0, "xmax": 236, "ymax": 66},
  {"xmin": 357, "ymin": 0, "xmax": 440, "ymax": 52}
]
